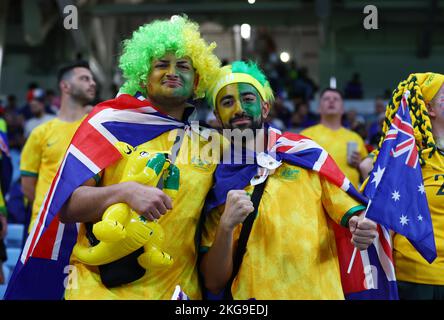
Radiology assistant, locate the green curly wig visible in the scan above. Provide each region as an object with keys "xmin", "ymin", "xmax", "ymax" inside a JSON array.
[{"xmin": 118, "ymin": 16, "xmax": 221, "ymax": 99}]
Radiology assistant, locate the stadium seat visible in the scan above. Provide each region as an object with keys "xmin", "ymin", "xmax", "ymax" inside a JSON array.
[
  {"xmin": 5, "ymin": 224, "xmax": 25, "ymax": 249},
  {"xmin": 5, "ymin": 248, "xmax": 21, "ymax": 269}
]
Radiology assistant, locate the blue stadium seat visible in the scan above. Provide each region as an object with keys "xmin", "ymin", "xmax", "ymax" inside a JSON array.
[
  {"xmin": 5, "ymin": 248, "xmax": 21, "ymax": 269},
  {"xmin": 5, "ymin": 224, "xmax": 25, "ymax": 249}
]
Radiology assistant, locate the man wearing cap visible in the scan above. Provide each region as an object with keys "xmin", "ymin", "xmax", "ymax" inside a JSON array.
[{"xmin": 199, "ymin": 61, "xmax": 378, "ymax": 299}]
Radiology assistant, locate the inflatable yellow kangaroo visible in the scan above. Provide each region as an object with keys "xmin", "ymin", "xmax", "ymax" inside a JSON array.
[{"xmin": 72, "ymin": 141, "xmax": 179, "ymax": 270}]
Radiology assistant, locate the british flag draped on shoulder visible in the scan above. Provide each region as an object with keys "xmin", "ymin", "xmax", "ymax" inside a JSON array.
[
  {"xmin": 5, "ymin": 93, "xmax": 193, "ymax": 300},
  {"xmin": 204, "ymin": 123, "xmax": 399, "ymax": 299}
]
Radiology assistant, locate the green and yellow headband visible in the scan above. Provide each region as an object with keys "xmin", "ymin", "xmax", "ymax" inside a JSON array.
[{"xmin": 209, "ymin": 65, "xmax": 274, "ymax": 108}]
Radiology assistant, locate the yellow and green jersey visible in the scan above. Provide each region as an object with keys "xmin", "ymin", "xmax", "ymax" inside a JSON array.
[
  {"xmin": 301, "ymin": 124, "xmax": 368, "ymax": 187},
  {"xmin": 65, "ymin": 128, "xmax": 218, "ymax": 300},
  {"xmin": 201, "ymin": 162, "xmax": 365, "ymax": 300},
  {"xmin": 394, "ymin": 150, "xmax": 444, "ymax": 285},
  {"xmin": 20, "ymin": 117, "xmax": 86, "ymax": 232}
]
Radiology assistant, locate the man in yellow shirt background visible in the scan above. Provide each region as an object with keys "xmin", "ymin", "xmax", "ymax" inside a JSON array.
[
  {"xmin": 20, "ymin": 61, "xmax": 96, "ymax": 233},
  {"xmin": 301, "ymin": 88, "xmax": 368, "ymax": 188}
]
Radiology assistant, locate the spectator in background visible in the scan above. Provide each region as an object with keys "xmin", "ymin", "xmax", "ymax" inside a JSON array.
[
  {"xmin": 289, "ymin": 101, "xmax": 319, "ymax": 132},
  {"xmin": 301, "ymin": 88, "xmax": 368, "ymax": 188},
  {"xmin": 45, "ymin": 89, "xmax": 61, "ymax": 114},
  {"xmin": 4, "ymin": 95, "xmax": 25, "ymax": 150},
  {"xmin": 20, "ymin": 60, "xmax": 96, "ymax": 233},
  {"xmin": 271, "ymin": 94, "xmax": 292, "ymax": 129},
  {"xmin": 367, "ymin": 97, "xmax": 387, "ymax": 146},
  {"xmin": 25, "ymin": 82, "xmax": 39, "ymax": 103},
  {"xmin": 368, "ymin": 113, "xmax": 385, "ymax": 150},
  {"xmin": 265, "ymin": 105, "xmax": 286, "ymax": 131},
  {"xmin": 344, "ymin": 72, "xmax": 364, "ymax": 99},
  {"xmin": 292, "ymin": 67, "xmax": 318, "ymax": 101},
  {"xmin": 343, "ymin": 109, "xmax": 366, "ymax": 132},
  {"xmin": 21, "ymin": 83, "xmax": 40, "ymax": 120},
  {"xmin": 23, "ymin": 89, "xmax": 55, "ymax": 138}
]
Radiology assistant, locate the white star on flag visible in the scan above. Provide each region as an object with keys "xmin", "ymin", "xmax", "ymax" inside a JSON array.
[
  {"xmin": 371, "ymin": 166, "xmax": 386, "ymax": 188},
  {"xmin": 400, "ymin": 214, "xmax": 409, "ymax": 226},
  {"xmin": 391, "ymin": 190, "xmax": 400, "ymax": 201},
  {"xmin": 418, "ymin": 215, "xmax": 423, "ymax": 222},
  {"xmin": 418, "ymin": 184, "xmax": 425, "ymax": 194}
]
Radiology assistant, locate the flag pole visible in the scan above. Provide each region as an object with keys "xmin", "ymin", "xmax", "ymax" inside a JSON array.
[{"xmin": 347, "ymin": 199, "xmax": 371, "ymax": 274}]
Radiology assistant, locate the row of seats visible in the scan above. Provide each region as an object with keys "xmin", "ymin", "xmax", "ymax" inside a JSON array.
[{"xmin": 1, "ymin": 224, "xmax": 25, "ymax": 299}]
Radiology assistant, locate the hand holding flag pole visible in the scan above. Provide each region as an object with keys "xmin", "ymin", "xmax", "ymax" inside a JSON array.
[{"xmin": 347, "ymin": 200, "xmax": 372, "ymax": 274}]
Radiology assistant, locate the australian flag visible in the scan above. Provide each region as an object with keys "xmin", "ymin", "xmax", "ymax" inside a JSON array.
[
  {"xmin": 364, "ymin": 91, "xmax": 437, "ymax": 264},
  {"xmin": 4, "ymin": 93, "xmax": 191, "ymax": 300}
]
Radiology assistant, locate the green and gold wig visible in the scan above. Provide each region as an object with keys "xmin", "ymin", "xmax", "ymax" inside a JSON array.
[
  {"xmin": 374, "ymin": 72, "xmax": 444, "ymax": 165},
  {"xmin": 118, "ymin": 16, "xmax": 220, "ymax": 99},
  {"xmin": 207, "ymin": 60, "xmax": 274, "ymax": 108}
]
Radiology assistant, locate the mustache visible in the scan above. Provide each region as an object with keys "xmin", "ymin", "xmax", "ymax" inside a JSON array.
[{"xmin": 230, "ymin": 114, "xmax": 253, "ymax": 124}]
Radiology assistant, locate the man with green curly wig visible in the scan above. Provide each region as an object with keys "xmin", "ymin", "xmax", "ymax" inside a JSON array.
[
  {"xmin": 199, "ymin": 60, "xmax": 377, "ymax": 299},
  {"xmin": 57, "ymin": 16, "xmax": 221, "ymax": 300}
]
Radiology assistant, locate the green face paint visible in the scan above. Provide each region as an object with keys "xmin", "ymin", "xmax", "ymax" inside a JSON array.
[
  {"xmin": 238, "ymin": 83, "xmax": 262, "ymax": 119},
  {"xmin": 146, "ymin": 52, "xmax": 196, "ymax": 103},
  {"xmin": 216, "ymin": 83, "xmax": 263, "ymax": 130}
]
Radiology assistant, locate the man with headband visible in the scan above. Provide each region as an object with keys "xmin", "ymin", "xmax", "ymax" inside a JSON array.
[
  {"xmin": 360, "ymin": 73, "xmax": 444, "ymax": 299},
  {"xmin": 199, "ymin": 61, "xmax": 378, "ymax": 299}
]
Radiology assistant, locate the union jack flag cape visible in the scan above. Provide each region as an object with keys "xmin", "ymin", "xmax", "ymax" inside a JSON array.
[
  {"xmin": 5, "ymin": 93, "xmax": 193, "ymax": 300},
  {"xmin": 204, "ymin": 124, "xmax": 399, "ymax": 299}
]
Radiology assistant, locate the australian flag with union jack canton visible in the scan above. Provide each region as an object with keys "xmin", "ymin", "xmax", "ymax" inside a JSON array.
[{"xmin": 364, "ymin": 91, "xmax": 437, "ymax": 264}]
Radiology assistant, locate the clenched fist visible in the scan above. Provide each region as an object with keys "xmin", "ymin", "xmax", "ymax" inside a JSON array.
[
  {"xmin": 220, "ymin": 190, "xmax": 254, "ymax": 232},
  {"xmin": 349, "ymin": 214, "xmax": 378, "ymax": 250}
]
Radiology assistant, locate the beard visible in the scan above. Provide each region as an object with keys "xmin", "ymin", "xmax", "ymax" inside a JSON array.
[
  {"xmin": 71, "ymin": 87, "xmax": 95, "ymax": 106},
  {"xmin": 227, "ymin": 115, "xmax": 263, "ymax": 132}
]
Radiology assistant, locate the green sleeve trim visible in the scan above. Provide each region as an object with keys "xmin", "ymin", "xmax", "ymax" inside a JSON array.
[
  {"xmin": 199, "ymin": 246, "xmax": 210, "ymax": 254},
  {"xmin": 0, "ymin": 206, "xmax": 7, "ymax": 217},
  {"xmin": 21, "ymin": 170, "xmax": 38, "ymax": 177},
  {"xmin": 340, "ymin": 205, "xmax": 366, "ymax": 227}
]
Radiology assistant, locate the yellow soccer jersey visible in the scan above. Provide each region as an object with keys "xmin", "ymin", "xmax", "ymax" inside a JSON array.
[
  {"xmin": 394, "ymin": 150, "xmax": 444, "ymax": 285},
  {"xmin": 201, "ymin": 162, "xmax": 365, "ymax": 300},
  {"xmin": 65, "ymin": 128, "xmax": 219, "ymax": 300},
  {"xmin": 301, "ymin": 124, "xmax": 368, "ymax": 188},
  {"xmin": 20, "ymin": 117, "xmax": 85, "ymax": 232}
]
